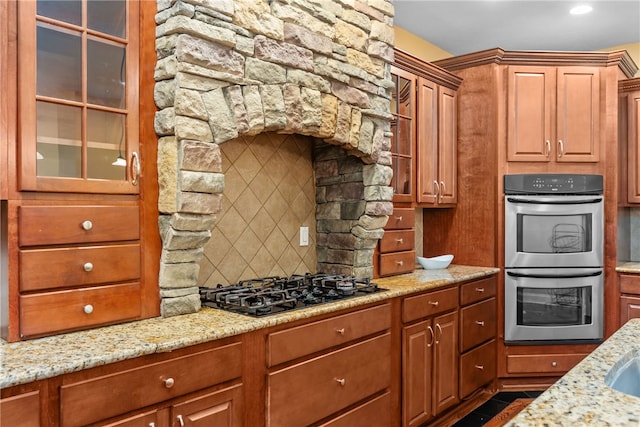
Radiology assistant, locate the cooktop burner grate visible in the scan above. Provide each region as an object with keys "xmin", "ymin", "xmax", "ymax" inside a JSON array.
[{"xmin": 199, "ymin": 273, "xmax": 386, "ymax": 317}]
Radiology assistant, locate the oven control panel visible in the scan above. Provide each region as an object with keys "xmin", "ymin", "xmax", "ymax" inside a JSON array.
[{"xmin": 504, "ymin": 174, "xmax": 603, "ymax": 195}]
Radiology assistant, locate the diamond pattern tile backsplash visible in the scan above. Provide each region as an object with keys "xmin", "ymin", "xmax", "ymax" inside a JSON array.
[{"xmin": 198, "ymin": 132, "xmax": 317, "ymax": 286}]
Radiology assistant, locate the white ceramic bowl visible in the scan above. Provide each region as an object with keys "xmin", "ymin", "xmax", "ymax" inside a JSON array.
[{"xmin": 417, "ymin": 254, "xmax": 454, "ymax": 270}]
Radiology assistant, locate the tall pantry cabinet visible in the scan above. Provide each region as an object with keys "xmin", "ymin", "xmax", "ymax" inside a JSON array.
[
  {"xmin": 427, "ymin": 48, "xmax": 637, "ymax": 386},
  {"xmin": 0, "ymin": 0, "xmax": 160, "ymax": 342}
]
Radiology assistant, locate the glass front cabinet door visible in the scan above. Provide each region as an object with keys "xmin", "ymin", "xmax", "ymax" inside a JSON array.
[{"xmin": 18, "ymin": 0, "xmax": 140, "ymax": 194}]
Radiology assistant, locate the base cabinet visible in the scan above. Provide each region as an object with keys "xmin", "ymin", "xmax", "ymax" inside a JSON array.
[
  {"xmin": 402, "ymin": 287, "xmax": 459, "ymax": 427},
  {"xmin": 619, "ymin": 274, "xmax": 640, "ymax": 326},
  {"xmin": 0, "ymin": 390, "xmax": 40, "ymax": 427}
]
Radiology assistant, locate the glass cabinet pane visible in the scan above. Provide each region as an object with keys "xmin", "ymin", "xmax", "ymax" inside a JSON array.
[
  {"xmin": 36, "ymin": 101, "xmax": 82, "ymax": 178},
  {"xmin": 395, "ymin": 117, "xmax": 412, "ymax": 156},
  {"xmin": 37, "ymin": 25, "xmax": 82, "ymax": 101},
  {"xmin": 37, "ymin": 0, "xmax": 81, "ymax": 26},
  {"xmin": 87, "ymin": 0, "xmax": 126, "ymax": 38},
  {"xmin": 87, "ymin": 110, "xmax": 126, "ymax": 180},
  {"xmin": 397, "ymin": 76, "xmax": 412, "ymax": 116},
  {"xmin": 393, "ymin": 156, "xmax": 412, "ymax": 196},
  {"xmin": 87, "ymin": 39, "xmax": 126, "ymax": 108}
]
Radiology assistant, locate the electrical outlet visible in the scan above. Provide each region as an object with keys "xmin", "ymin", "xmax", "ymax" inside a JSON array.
[{"xmin": 299, "ymin": 226, "xmax": 309, "ymax": 246}]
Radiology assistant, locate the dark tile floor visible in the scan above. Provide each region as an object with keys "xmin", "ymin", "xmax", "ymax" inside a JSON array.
[{"xmin": 452, "ymin": 391, "xmax": 543, "ymax": 426}]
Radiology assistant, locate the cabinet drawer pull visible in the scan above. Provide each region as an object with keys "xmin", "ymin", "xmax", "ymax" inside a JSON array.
[
  {"xmin": 395, "ymin": 215, "xmax": 403, "ymax": 221},
  {"xmin": 163, "ymin": 377, "xmax": 175, "ymax": 388},
  {"xmin": 475, "ymin": 287, "xmax": 485, "ymax": 293},
  {"xmin": 475, "ymin": 320, "xmax": 485, "ymax": 327},
  {"xmin": 395, "ymin": 238, "xmax": 404, "ymax": 244},
  {"xmin": 558, "ymin": 140, "xmax": 565, "ymax": 158},
  {"xmin": 429, "ymin": 301, "xmax": 439, "ymax": 307},
  {"xmin": 440, "ymin": 181, "xmax": 446, "ymax": 202},
  {"xmin": 551, "ymin": 361, "xmax": 558, "ymax": 367},
  {"xmin": 81, "ymin": 220, "xmax": 93, "ymax": 231},
  {"xmin": 83, "ymin": 304, "xmax": 94, "ymax": 314},
  {"xmin": 475, "ymin": 365, "xmax": 484, "ymax": 370},
  {"xmin": 335, "ymin": 378, "xmax": 346, "ymax": 386},
  {"xmin": 149, "ymin": 423, "xmax": 155, "ymax": 427},
  {"xmin": 83, "ymin": 262, "xmax": 94, "ymax": 272},
  {"xmin": 177, "ymin": 414, "xmax": 185, "ymax": 427},
  {"xmin": 396, "ymin": 260, "xmax": 404, "ymax": 266},
  {"xmin": 336, "ymin": 328, "xmax": 345, "ymax": 335}
]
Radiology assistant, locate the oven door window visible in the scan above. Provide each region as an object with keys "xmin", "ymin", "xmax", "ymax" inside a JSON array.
[
  {"xmin": 517, "ymin": 213, "xmax": 592, "ymax": 255},
  {"xmin": 516, "ymin": 286, "xmax": 592, "ymax": 327}
]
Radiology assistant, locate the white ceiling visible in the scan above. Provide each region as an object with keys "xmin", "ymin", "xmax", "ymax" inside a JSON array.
[{"xmin": 393, "ymin": 0, "xmax": 640, "ymax": 56}]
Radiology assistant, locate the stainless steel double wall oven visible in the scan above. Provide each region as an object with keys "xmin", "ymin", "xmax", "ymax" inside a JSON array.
[{"xmin": 504, "ymin": 174, "xmax": 604, "ymax": 343}]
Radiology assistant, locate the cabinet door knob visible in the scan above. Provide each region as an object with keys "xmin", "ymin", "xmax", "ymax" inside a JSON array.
[
  {"xmin": 551, "ymin": 361, "xmax": 558, "ymax": 367},
  {"xmin": 335, "ymin": 378, "xmax": 346, "ymax": 386},
  {"xmin": 83, "ymin": 262, "xmax": 93, "ymax": 272},
  {"xmin": 396, "ymin": 260, "xmax": 404, "ymax": 266},
  {"xmin": 83, "ymin": 304, "xmax": 94, "ymax": 314},
  {"xmin": 81, "ymin": 220, "xmax": 93, "ymax": 231},
  {"xmin": 163, "ymin": 377, "xmax": 175, "ymax": 388},
  {"xmin": 177, "ymin": 415, "xmax": 185, "ymax": 427},
  {"xmin": 475, "ymin": 320, "xmax": 485, "ymax": 327},
  {"xmin": 336, "ymin": 328, "xmax": 345, "ymax": 335}
]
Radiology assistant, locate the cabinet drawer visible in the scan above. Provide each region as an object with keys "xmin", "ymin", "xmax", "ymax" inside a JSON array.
[
  {"xmin": 506, "ymin": 352, "xmax": 589, "ymax": 375},
  {"xmin": 60, "ymin": 342, "xmax": 242, "ymax": 427},
  {"xmin": 459, "ymin": 340, "xmax": 496, "ymax": 398},
  {"xmin": 19, "ymin": 205, "xmax": 139, "ymax": 246},
  {"xmin": 0, "ymin": 390, "xmax": 40, "ymax": 427},
  {"xmin": 20, "ymin": 283, "xmax": 142, "ymax": 337},
  {"xmin": 459, "ymin": 298, "xmax": 496, "ymax": 352},
  {"xmin": 268, "ymin": 304, "xmax": 390, "ymax": 366},
  {"xmin": 268, "ymin": 334, "xmax": 391, "ymax": 427},
  {"xmin": 316, "ymin": 392, "xmax": 391, "ymax": 427},
  {"xmin": 379, "ymin": 250, "xmax": 415, "ymax": 276},
  {"xmin": 385, "ymin": 208, "xmax": 415, "ymax": 230},
  {"xmin": 403, "ymin": 286, "xmax": 458, "ymax": 323},
  {"xmin": 460, "ymin": 276, "xmax": 497, "ymax": 306},
  {"xmin": 620, "ymin": 295, "xmax": 640, "ymax": 325},
  {"xmin": 379, "ymin": 229, "xmax": 414, "ymax": 253},
  {"xmin": 620, "ymin": 274, "xmax": 640, "ymax": 294},
  {"xmin": 20, "ymin": 244, "xmax": 140, "ymax": 291}
]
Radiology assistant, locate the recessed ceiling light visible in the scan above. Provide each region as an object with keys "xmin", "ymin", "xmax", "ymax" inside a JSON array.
[{"xmin": 570, "ymin": 5, "xmax": 593, "ymax": 15}]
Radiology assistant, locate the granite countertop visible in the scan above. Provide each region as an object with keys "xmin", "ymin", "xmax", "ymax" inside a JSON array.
[
  {"xmin": 0, "ymin": 264, "xmax": 498, "ymax": 389},
  {"xmin": 616, "ymin": 261, "xmax": 640, "ymax": 274},
  {"xmin": 506, "ymin": 318, "xmax": 640, "ymax": 427}
]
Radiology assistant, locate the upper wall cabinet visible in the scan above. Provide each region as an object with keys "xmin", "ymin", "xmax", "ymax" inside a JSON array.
[
  {"xmin": 17, "ymin": 0, "xmax": 140, "ymax": 193},
  {"xmin": 620, "ymin": 78, "xmax": 640, "ymax": 204},
  {"xmin": 507, "ymin": 66, "xmax": 600, "ymax": 163},
  {"xmin": 391, "ymin": 50, "xmax": 462, "ymax": 208}
]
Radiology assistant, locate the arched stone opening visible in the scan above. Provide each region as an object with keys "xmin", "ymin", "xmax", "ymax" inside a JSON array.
[{"xmin": 153, "ymin": 0, "xmax": 395, "ymax": 316}]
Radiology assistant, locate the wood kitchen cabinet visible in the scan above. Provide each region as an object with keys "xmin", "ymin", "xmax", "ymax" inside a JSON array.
[
  {"xmin": 378, "ymin": 207, "xmax": 415, "ymax": 276},
  {"xmin": 266, "ymin": 303, "xmax": 392, "ymax": 427},
  {"xmin": 619, "ymin": 273, "xmax": 640, "ymax": 326},
  {"xmin": 1, "ymin": 0, "xmax": 159, "ymax": 341},
  {"xmin": 391, "ymin": 49, "xmax": 462, "ymax": 208},
  {"xmin": 0, "ymin": 389, "xmax": 41, "ymax": 427},
  {"xmin": 507, "ymin": 66, "xmax": 600, "ymax": 163},
  {"xmin": 60, "ymin": 339, "xmax": 243, "ymax": 427},
  {"xmin": 619, "ymin": 78, "xmax": 640, "ymax": 204},
  {"xmin": 402, "ymin": 286, "xmax": 459, "ymax": 427}
]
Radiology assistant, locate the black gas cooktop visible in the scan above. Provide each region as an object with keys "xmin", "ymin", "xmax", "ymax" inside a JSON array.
[{"xmin": 199, "ymin": 273, "xmax": 385, "ymax": 317}]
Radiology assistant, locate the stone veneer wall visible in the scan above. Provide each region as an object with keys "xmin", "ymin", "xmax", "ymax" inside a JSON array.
[{"xmin": 153, "ymin": 0, "xmax": 395, "ymax": 316}]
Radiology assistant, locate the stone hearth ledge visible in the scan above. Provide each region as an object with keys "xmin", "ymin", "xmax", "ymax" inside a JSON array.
[
  {"xmin": 0, "ymin": 265, "xmax": 497, "ymax": 389},
  {"xmin": 505, "ymin": 318, "xmax": 640, "ymax": 427}
]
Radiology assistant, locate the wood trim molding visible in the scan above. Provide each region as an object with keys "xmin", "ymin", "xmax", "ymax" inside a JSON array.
[
  {"xmin": 620, "ymin": 77, "xmax": 640, "ymax": 92},
  {"xmin": 393, "ymin": 48, "xmax": 463, "ymax": 90},
  {"xmin": 434, "ymin": 48, "xmax": 638, "ymax": 78}
]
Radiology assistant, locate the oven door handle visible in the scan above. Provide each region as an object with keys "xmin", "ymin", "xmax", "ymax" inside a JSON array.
[
  {"xmin": 506, "ymin": 270, "xmax": 603, "ymax": 279},
  {"xmin": 506, "ymin": 197, "xmax": 602, "ymax": 205}
]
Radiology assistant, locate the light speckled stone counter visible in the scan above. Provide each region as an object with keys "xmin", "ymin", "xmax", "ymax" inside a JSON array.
[
  {"xmin": 506, "ymin": 318, "xmax": 640, "ymax": 426},
  {"xmin": 617, "ymin": 261, "xmax": 640, "ymax": 274},
  {"xmin": 0, "ymin": 264, "xmax": 498, "ymax": 389}
]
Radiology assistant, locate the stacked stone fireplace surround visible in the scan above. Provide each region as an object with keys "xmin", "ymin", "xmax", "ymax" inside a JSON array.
[{"xmin": 154, "ymin": 0, "xmax": 395, "ymax": 316}]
